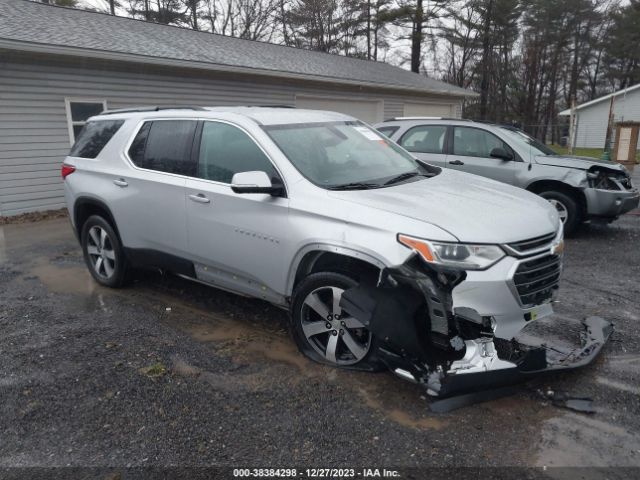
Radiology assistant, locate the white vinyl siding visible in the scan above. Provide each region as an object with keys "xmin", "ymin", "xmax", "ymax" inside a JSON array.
[
  {"xmin": 573, "ymin": 87, "xmax": 640, "ymax": 149},
  {"xmin": 0, "ymin": 54, "xmax": 465, "ymax": 216},
  {"xmin": 403, "ymin": 102, "xmax": 454, "ymax": 118},
  {"xmin": 295, "ymin": 96, "xmax": 382, "ymax": 124}
]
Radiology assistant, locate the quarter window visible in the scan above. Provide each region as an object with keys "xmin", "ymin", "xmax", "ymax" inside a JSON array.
[
  {"xmin": 65, "ymin": 99, "xmax": 107, "ymax": 143},
  {"xmin": 399, "ymin": 125, "xmax": 447, "ymax": 154},
  {"xmin": 376, "ymin": 126, "xmax": 400, "ymax": 138},
  {"xmin": 453, "ymin": 127, "xmax": 506, "ymax": 158},
  {"xmin": 69, "ymin": 120, "xmax": 124, "ymax": 159},
  {"xmin": 197, "ymin": 122, "xmax": 277, "ymax": 184},
  {"xmin": 128, "ymin": 120, "xmax": 198, "ymax": 176}
]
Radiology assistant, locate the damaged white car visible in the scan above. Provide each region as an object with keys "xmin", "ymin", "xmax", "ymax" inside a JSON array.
[{"xmin": 62, "ymin": 107, "xmax": 613, "ymax": 398}]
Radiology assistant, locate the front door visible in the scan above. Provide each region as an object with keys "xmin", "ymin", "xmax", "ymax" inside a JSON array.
[
  {"xmin": 446, "ymin": 126, "xmax": 517, "ymax": 185},
  {"xmin": 396, "ymin": 124, "xmax": 448, "ymax": 168},
  {"xmin": 185, "ymin": 120, "xmax": 290, "ymax": 303}
]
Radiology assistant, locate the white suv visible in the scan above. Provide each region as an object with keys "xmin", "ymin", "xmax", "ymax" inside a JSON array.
[{"xmin": 62, "ymin": 106, "xmax": 611, "ymax": 396}]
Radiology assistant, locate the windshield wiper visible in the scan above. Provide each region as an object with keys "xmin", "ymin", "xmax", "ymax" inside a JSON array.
[
  {"xmin": 383, "ymin": 171, "xmax": 426, "ymax": 186},
  {"xmin": 326, "ymin": 182, "xmax": 381, "ymax": 191}
]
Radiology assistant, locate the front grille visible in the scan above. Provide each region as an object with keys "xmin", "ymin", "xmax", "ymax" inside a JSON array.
[
  {"xmin": 513, "ymin": 254, "xmax": 561, "ymax": 306},
  {"xmin": 507, "ymin": 232, "xmax": 556, "ymax": 254}
]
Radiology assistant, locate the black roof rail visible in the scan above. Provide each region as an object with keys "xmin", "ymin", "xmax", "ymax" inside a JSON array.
[
  {"xmin": 254, "ymin": 105, "xmax": 296, "ymax": 108},
  {"xmin": 100, "ymin": 106, "xmax": 207, "ymax": 115},
  {"xmin": 383, "ymin": 116, "xmax": 473, "ymax": 122}
]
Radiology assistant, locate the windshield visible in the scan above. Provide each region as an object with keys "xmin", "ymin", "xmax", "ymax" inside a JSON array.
[
  {"xmin": 264, "ymin": 121, "xmax": 427, "ymax": 189},
  {"xmin": 498, "ymin": 127, "xmax": 557, "ymax": 156}
]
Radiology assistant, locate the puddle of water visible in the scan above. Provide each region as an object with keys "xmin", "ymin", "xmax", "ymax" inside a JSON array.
[
  {"xmin": 357, "ymin": 386, "xmax": 447, "ymax": 431},
  {"xmin": 537, "ymin": 413, "xmax": 640, "ymax": 467},
  {"xmin": 28, "ymin": 260, "xmax": 95, "ymax": 295},
  {"xmin": 1, "ymin": 218, "xmax": 72, "ymax": 255},
  {"xmin": 595, "ymin": 376, "xmax": 640, "ymax": 396},
  {"xmin": 176, "ymin": 316, "xmax": 310, "ymax": 372}
]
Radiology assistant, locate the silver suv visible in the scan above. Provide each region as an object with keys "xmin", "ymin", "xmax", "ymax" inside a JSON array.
[
  {"xmin": 62, "ymin": 107, "xmax": 611, "ymax": 396},
  {"xmin": 376, "ymin": 118, "xmax": 639, "ymax": 234}
]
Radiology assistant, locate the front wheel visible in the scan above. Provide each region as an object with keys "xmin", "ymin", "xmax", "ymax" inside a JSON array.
[
  {"xmin": 290, "ymin": 272, "xmax": 381, "ymax": 370},
  {"xmin": 539, "ymin": 190, "xmax": 580, "ymax": 235}
]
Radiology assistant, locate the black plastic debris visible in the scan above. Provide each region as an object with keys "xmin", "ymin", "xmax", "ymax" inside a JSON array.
[
  {"xmin": 542, "ymin": 389, "xmax": 596, "ymax": 414},
  {"xmin": 429, "ymin": 386, "xmax": 519, "ymax": 413}
]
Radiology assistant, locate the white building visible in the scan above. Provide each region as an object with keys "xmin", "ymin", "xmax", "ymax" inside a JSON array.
[
  {"xmin": 0, "ymin": 0, "xmax": 474, "ymax": 216},
  {"xmin": 559, "ymin": 83, "xmax": 640, "ymax": 149}
]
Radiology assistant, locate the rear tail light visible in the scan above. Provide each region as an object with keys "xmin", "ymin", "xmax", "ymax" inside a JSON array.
[{"xmin": 61, "ymin": 164, "xmax": 76, "ymax": 179}]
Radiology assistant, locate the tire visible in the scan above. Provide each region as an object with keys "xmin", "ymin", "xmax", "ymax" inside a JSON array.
[
  {"xmin": 539, "ymin": 190, "xmax": 580, "ymax": 235},
  {"xmin": 80, "ymin": 215, "xmax": 130, "ymax": 288},
  {"xmin": 290, "ymin": 272, "xmax": 382, "ymax": 371}
]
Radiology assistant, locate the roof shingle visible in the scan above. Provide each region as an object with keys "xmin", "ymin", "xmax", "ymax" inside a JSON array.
[{"xmin": 0, "ymin": 0, "xmax": 473, "ymax": 97}]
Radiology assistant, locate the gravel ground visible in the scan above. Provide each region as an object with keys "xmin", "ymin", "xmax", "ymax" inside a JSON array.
[{"xmin": 0, "ymin": 211, "xmax": 639, "ymax": 474}]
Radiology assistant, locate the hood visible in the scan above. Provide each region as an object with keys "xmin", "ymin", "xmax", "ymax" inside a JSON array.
[
  {"xmin": 329, "ymin": 169, "xmax": 559, "ymax": 244},
  {"xmin": 534, "ymin": 155, "xmax": 627, "ymax": 172}
]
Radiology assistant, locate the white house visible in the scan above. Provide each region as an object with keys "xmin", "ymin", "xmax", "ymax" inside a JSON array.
[
  {"xmin": 559, "ymin": 83, "xmax": 640, "ymax": 149},
  {"xmin": 0, "ymin": 0, "xmax": 474, "ymax": 216}
]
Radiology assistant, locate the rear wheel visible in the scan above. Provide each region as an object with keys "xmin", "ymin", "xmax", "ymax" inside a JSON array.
[
  {"xmin": 81, "ymin": 215, "xmax": 130, "ymax": 288},
  {"xmin": 290, "ymin": 272, "xmax": 380, "ymax": 370},
  {"xmin": 539, "ymin": 190, "xmax": 580, "ymax": 235}
]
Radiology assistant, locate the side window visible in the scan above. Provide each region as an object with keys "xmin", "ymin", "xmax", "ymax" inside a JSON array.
[
  {"xmin": 65, "ymin": 100, "xmax": 106, "ymax": 143},
  {"xmin": 453, "ymin": 127, "xmax": 505, "ymax": 158},
  {"xmin": 376, "ymin": 126, "xmax": 400, "ymax": 138},
  {"xmin": 399, "ymin": 125, "xmax": 447, "ymax": 154},
  {"xmin": 198, "ymin": 122, "xmax": 277, "ymax": 184},
  {"xmin": 128, "ymin": 120, "xmax": 198, "ymax": 176},
  {"xmin": 69, "ymin": 120, "xmax": 124, "ymax": 159}
]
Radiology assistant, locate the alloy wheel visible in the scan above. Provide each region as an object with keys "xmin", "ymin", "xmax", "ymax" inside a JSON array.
[
  {"xmin": 548, "ymin": 199, "xmax": 568, "ymax": 223},
  {"xmin": 86, "ymin": 226, "xmax": 116, "ymax": 279},
  {"xmin": 300, "ymin": 286, "xmax": 371, "ymax": 366}
]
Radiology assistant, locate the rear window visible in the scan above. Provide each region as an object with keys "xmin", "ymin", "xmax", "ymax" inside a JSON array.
[
  {"xmin": 128, "ymin": 120, "xmax": 198, "ymax": 176},
  {"xmin": 69, "ymin": 120, "xmax": 124, "ymax": 159}
]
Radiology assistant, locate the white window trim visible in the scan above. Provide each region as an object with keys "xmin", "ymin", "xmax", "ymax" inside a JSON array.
[{"xmin": 64, "ymin": 98, "xmax": 108, "ymax": 145}]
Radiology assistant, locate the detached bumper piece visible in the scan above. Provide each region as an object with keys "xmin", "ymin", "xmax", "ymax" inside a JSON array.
[
  {"xmin": 437, "ymin": 316, "xmax": 613, "ymax": 398},
  {"xmin": 340, "ymin": 256, "xmax": 613, "ymax": 400}
]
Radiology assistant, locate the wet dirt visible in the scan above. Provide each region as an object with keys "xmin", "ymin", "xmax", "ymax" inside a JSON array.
[{"xmin": 1, "ymin": 216, "xmax": 640, "ymax": 469}]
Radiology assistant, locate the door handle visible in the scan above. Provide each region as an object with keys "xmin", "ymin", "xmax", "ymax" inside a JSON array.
[
  {"xmin": 113, "ymin": 178, "xmax": 128, "ymax": 187},
  {"xmin": 449, "ymin": 160, "xmax": 465, "ymax": 166},
  {"xmin": 189, "ymin": 193, "xmax": 211, "ymax": 204}
]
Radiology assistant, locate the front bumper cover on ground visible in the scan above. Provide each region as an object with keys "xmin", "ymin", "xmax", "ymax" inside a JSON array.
[
  {"xmin": 340, "ymin": 256, "xmax": 613, "ymax": 398},
  {"xmin": 435, "ymin": 316, "xmax": 613, "ymax": 397}
]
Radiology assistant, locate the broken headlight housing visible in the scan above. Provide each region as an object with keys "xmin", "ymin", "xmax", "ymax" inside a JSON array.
[{"xmin": 398, "ymin": 234, "xmax": 505, "ymax": 270}]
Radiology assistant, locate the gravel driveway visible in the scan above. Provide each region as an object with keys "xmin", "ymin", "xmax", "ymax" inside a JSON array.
[{"xmin": 1, "ymin": 213, "xmax": 639, "ymax": 474}]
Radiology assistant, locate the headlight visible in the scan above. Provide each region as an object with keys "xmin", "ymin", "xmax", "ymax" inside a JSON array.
[{"xmin": 398, "ymin": 234, "xmax": 505, "ymax": 270}]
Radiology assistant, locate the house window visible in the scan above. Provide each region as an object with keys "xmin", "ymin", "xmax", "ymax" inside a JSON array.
[{"xmin": 65, "ymin": 99, "xmax": 107, "ymax": 144}]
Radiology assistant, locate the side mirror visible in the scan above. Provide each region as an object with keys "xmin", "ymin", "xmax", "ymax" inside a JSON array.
[
  {"xmin": 231, "ymin": 171, "xmax": 281, "ymax": 195},
  {"xmin": 490, "ymin": 147, "xmax": 514, "ymax": 161}
]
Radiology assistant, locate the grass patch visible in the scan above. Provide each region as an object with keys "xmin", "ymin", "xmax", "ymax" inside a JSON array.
[
  {"xmin": 551, "ymin": 145, "xmax": 640, "ymax": 161},
  {"xmin": 140, "ymin": 362, "xmax": 167, "ymax": 378}
]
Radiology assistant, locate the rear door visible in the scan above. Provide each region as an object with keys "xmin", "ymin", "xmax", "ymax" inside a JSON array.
[
  {"xmin": 185, "ymin": 120, "xmax": 290, "ymax": 303},
  {"xmin": 446, "ymin": 126, "xmax": 516, "ymax": 185},
  {"xmin": 109, "ymin": 119, "xmax": 197, "ymax": 257},
  {"xmin": 396, "ymin": 124, "xmax": 448, "ymax": 168}
]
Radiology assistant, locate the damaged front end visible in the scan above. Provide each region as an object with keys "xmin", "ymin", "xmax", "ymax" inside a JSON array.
[
  {"xmin": 340, "ymin": 255, "xmax": 613, "ymax": 398},
  {"xmin": 584, "ymin": 166, "xmax": 640, "ymax": 219}
]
